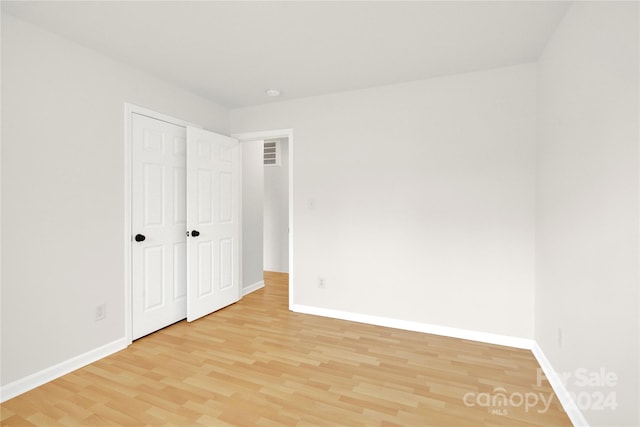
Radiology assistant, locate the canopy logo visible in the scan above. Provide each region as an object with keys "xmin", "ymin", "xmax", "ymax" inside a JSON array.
[
  {"xmin": 462, "ymin": 387, "xmax": 554, "ymax": 416},
  {"xmin": 462, "ymin": 367, "xmax": 620, "ymax": 416}
]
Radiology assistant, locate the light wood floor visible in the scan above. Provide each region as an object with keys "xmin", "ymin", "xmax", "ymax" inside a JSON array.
[{"xmin": 1, "ymin": 272, "xmax": 571, "ymax": 426}]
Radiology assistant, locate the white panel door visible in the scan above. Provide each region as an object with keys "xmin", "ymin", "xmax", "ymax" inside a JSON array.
[
  {"xmin": 132, "ymin": 113, "xmax": 187, "ymax": 339},
  {"xmin": 186, "ymin": 127, "xmax": 240, "ymax": 322}
]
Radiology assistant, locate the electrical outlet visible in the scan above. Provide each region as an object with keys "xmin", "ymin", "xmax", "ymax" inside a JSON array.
[
  {"xmin": 318, "ymin": 277, "xmax": 326, "ymax": 289},
  {"xmin": 95, "ymin": 304, "xmax": 107, "ymax": 321}
]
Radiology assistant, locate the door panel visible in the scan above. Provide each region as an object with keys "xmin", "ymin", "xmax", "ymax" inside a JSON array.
[
  {"xmin": 143, "ymin": 164, "xmax": 164, "ymax": 226},
  {"xmin": 143, "ymin": 245, "xmax": 164, "ymax": 309},
  {"xmin": 220, "ymin": 238, "xmax": 233, "ymax": 289},
  {"xmin": 198, "ymin": 241, "xmax": 214, "ymax": 296},
  {"xmin": 173, "ymin": 167, "xmax": 186, "ymax": 224},
  {"xmin": 198, "ymin": 170, "xmax": 214, "ymax": 224},
  {"xmin": 132, "ymin": 113, "xmax": 187, "ymax": 340},
  {"xmin": 186, "ymin": 127, "xmax": 240, "ymax": 322},
  {"xmin": 174, "ymin": 242, "xmax": 187, "ymax": 298}
]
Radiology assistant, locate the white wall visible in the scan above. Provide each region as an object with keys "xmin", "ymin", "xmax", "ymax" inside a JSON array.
[
  {"xmin": 242, "ymin": 140, "xmax": 264, "ymax": 290},
  {"xmin": 231, "ymin": 64, "xmax": 537, "ymax": 338},
  {"xmin": 1, "ymin": 14, "xmax": 228, "ymax": 387},
  {"xmin": 7, "ymin": 6, "xmax": 636, "ymax": 422},
  {"xmin": 264, "ymin": 138, "xmax": 289, "ymax": 273},
  {"xmin": 536, "ymin": 2, "xmax": 639, "ymax": 426}
]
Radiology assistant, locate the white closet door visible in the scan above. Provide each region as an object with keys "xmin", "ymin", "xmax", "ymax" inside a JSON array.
[
  {"xmin": 131, "ymin": 113, "xmax": 187, "ymax": 340},
  {"xmin": 186, "ymin": 127, "xmax": 241, "ymax": 322}
]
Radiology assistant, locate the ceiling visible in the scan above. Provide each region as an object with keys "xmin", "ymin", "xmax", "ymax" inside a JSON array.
[{"xmin": 1, "ymin": 1, "xmax": 570, "ymax": 109}]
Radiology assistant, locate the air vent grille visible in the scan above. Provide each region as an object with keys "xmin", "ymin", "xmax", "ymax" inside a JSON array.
[{"xmin": 263, "ymin": 140, "xmax": 280, "ymax": 166}]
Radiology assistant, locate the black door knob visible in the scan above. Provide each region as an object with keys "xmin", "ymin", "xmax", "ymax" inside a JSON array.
[
  {"xmin": 191, "ymin": 230, "xmax": 200, "ymax": 237},
  {"xmin": 134, "ymin": 234, "xmax": 146, "ymax": 242}
]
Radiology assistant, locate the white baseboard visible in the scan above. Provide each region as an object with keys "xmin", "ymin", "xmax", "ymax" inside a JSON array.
[
  {"xmin": 531, "ymin": 342, "xmax": 589, "ymax": 426},
  {"xmin": 0, "ymin": 337, "xmax": 127, "ymax": 403},
  {"xmin": 242, "ymin": 280, "xmax": 265, "ymax": 296},
  {"xmin": 290, "ymin": 304, "xmax": 535, "ymax": 349}
]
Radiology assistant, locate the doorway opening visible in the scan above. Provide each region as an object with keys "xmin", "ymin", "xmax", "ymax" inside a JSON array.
[
  {"xmin": 235, "ymin": 130, "xmax": 294, "ymax": 309},
  {"xmin": 263, "ymin": 138, "xmax": 289, "ymax": 275}
]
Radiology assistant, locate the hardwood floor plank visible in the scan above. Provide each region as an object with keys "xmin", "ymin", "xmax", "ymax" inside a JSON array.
[{"xmin": 1, "ymin": 272, "xmax": 571, "ymax": 426}]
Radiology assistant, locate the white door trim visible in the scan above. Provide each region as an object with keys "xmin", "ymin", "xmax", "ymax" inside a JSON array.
[
  {"xmin": 232, "ymin": 129, "xmax": 294, "ymax": 310},
  {"xmin": 123, "ymin": 103, "xmax": 202, "ymax": 344}
]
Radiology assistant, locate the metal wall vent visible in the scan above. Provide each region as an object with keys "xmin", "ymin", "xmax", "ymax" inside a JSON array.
[{"xmin": 264, "ymin": 140, "xmax": 280, "ymax": 166}]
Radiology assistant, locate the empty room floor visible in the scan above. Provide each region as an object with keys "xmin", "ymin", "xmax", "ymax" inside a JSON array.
[{"xmin": 1, "ymin": 272, "xmax": 571, "ymax": 426}]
